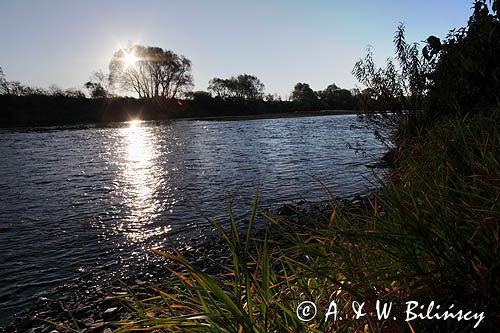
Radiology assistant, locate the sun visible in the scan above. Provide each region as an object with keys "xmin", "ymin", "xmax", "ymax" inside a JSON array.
[
  {"xmin": 128, "ymin": 119, "xmax": 141, "ymax": 127},
  {"xmin": 122, "ymin": 51, "xmax": 138, "ymax": 68}
]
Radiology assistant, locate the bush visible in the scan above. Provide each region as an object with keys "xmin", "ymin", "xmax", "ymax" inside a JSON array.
[{"xmin": 427, "ymin": 0, "xmax": 500, "ymax": 115}]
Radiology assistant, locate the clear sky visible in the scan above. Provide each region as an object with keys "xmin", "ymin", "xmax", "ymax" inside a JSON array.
[{"xmin": 0, "ymin": 0, "xmax": 472, "ymax": 98}]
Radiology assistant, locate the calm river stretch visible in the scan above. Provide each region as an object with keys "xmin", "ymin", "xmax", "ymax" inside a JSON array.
[{"xmin": 0, "ymin": 114, "xmax": 384, "ymax": 321}]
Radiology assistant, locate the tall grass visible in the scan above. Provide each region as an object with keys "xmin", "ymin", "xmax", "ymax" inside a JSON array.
[
  {"xmin": 112, "ymin": 194, "xmax": 317, "ymax": 332},
  {"xmin": 113, "ymin": 111, "xmax": 498, "ymax": 332}
]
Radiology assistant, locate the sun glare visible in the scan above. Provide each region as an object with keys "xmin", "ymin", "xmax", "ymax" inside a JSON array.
[
  {"xmin": 128, "ymin": 119, "xmax": 141, "ymax": 127},
  {"xmin": 122, "ymin": 51, "xmax": 138, "ymax": 68}
]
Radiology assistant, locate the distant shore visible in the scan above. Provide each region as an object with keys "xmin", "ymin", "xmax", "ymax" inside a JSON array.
[
  {"xmin": 185, "ymin": 109, "xmax": 362, "ymax": 121},
  {"xmin": 0, "ymin": 109, "xmax": 362, "ymax": 129},
  {"xmin": 0, "ymin": 94, "xmax": 363, "ymax": 128}
]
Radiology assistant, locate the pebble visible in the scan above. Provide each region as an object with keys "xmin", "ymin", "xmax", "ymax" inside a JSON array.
[
  {"xmin": 134, "ymin": 279, "xmax": 146, "ymax": 285},
  {"xmin": 81, "ymin": 317, "xmax": 95, "ymax": 327},
  {"xmin": 103, "ymin": 307, "xmax": 118, "ymax": 321},
  {"xmin": 104, "ymin": 307, "xmax": 118, "ymax": 314}
]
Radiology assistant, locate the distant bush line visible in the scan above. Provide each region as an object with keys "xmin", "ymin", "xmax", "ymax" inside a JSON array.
[{"xmin": 0, "ymin": 94, "xmax": 361, "ymax": 127}]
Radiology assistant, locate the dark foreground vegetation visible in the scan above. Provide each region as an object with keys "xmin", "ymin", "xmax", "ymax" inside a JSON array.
[{"xmin": 3, "ymin": 0, "xmax": 499, "ymax": 332}]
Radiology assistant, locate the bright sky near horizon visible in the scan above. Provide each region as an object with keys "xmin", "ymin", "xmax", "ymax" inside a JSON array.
[{"xmin": 0, "ymin": 0, "xmax": 472, "ymax": 98}]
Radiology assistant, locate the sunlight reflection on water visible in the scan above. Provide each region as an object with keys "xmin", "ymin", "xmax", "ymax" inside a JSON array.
[{"xmin": 116, "ymin": 120, "xmax": 171, "ymax": 243}]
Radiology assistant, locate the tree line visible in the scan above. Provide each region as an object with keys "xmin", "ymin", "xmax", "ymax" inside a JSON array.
[
  {"xmin": 1, "ymin": 43, "xmax": 361, "ymax": 113},
  {"xmin": 0, "ymin": 67, "xmax": 86, "ymax": 98}
]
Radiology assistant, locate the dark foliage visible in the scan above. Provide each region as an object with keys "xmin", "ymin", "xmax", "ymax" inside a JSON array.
[
  {"xmin": 84, "ymin": 71, "xmax": 111, "ymax": 98},
  {"xmin": 289, "ymin": 82, "xmax": 319, "ymax": 109},
  {"xmin": 426, "ymin": 0, "xmax": 500, "ymax": 115},
  {"xmin": 208, "ymin": 74, "xmax": 265, "ymax": 101},
  {"xmin": 317, "ymin": 83, "xmax": 356, "ymax": 109},
  {"xmin": 352, "ymin": 0, "xmax": 500, "ymax": 153},
  {"xmin": 0, "ymin": 94, "xmax": 300, "ymax": 127}
]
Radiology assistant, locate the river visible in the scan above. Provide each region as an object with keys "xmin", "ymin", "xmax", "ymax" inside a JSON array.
[{"xmin": 0, "ymin": 114, "xmax": 385, "ymax": 322}]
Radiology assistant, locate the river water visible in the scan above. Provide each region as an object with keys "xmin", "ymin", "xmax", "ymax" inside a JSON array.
[{"xmin": 0, "ymin": 114, "xmax": 384, "ymax": 322}]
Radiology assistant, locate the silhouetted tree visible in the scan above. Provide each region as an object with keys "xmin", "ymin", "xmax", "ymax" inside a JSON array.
[
  {"xmin": 21, "ymin": 86, "xmax": 48, "ymax": 96},
  {"xmin": 353, "ymin": 21, "xmax": 439, "ymax": 117},
  {"xmin": 189, "ymin": 90, "xmax": 212, "ymax": 100},
  {"xmin": 85, "ymin": 70, "xmax": 111, "ymax": 98},
  {"xmin": 352, "ymin": 87, "xmax": 377, "ymax": 110},
  {"xmin": 63, "ymin": 88, "xmax": 85, "ymax": 98},
  {"xmin": 290, "ymin": 82, "xmax": 319, "ymax": 108},
  {"xmin": 6, "ymin": 81, "xmax": 27, "ymax": 96},
  {"xmin": 0, "ymin": 67, "xmax": 7, "ymax": 94},
  {"xmin": 0, "ymin": 68, "xmax": 22, "ymax": 95},
  {"xmin": 352, "ymin": 0, "xmax": 500, "ymax": 148},
  {"xmin": 352, "ymin": 25, "xmax": 430, "ymax": 115},
  {"xmin": 353, "ymin": 0, "xmax": 500, "ymax": 118},
  {"xmin": 317, "ymin": 83, "xmax": 354, "ymax": 109},
  {"xmin": 352, "ymin": 23, "xmax": 433, "ymax": 146},
  {"xmin": 237, "ymin": 74, "xmax": 265, "ymax": 100},
  {"xmin": 208, "ymin": 77, "xmax": 232, "ymax": 98},
  {"xmin": 318, "ymin": 83, "xmax": 340, "ymax": 96},
  {"xmin": 109, "ymin": 45, "xmax": 193, "ymax": 99},
  {"xmin": 48, "ymin": 84, "xmax": 64, "ymax": 97},
  {"xmin": 85, "ymin": 82, "xmax": 107, "ymax": 98},
  {"xmin": 0, "ymin": 69, "xmax": 51, "ymax": 96},
  {"xmin": 265, "ymin": 93, "xmax": 282, "ymax": 102},
  {"xmin": 425, "ymin": 0, "xmax": 500, "ymax": 114},
  {"xmin": 208, "ymin": 74, "xmax": 264, "ymax": 100}
]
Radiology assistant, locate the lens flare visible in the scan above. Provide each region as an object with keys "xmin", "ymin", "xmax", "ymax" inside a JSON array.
[{"xmin": 122, "ymin": 51, "xmax": 138, "ymax": 68}]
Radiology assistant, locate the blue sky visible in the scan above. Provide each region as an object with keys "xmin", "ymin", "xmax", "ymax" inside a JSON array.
[{"xmin": 0, "ymin": 0, "xmax": 472, "ymax": 98}]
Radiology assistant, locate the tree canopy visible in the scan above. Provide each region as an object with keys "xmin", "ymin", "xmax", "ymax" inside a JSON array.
[
  {"xmin": 208, "ymin": 74, "xmax": 264, "ymax": 100},
  {"xmin": 0, "ymin": 67, "xmax": 6, "ymax": 94},
  {"xmin": 109, "ymin": 45, "xmax": 193, "ymax": 99},
  {"xmin": 317, "ymin": 83, "xmax": 354, "ymax": 109},
  {"xmin": 84, "ymin": 71, "xmax": 111, "ymax": 98},
  {"xmin": 426, "ymin": 0, "xmax": 500, "ymax": 114},
  {"xmin": 290, "ymin": 82, "xmax": 318, "ymax": 108}
]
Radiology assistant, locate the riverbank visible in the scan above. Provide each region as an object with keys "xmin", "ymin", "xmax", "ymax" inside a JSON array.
[{"xmin": 100, "ymin": 110, "xmax": 498, "ymax": 332}]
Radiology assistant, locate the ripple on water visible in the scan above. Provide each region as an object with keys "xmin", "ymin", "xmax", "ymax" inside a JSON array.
[{"xmin": 0, "ymin": 114, "xmax": 385, "ymax": 322}]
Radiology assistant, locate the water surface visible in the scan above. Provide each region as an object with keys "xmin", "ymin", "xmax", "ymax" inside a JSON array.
[{"xmin": 0, "ymin": 114, "xmax": 384, "ymax": 321}]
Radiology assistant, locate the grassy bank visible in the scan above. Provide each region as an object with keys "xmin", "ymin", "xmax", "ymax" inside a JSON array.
[{"xmin": 92, "ymin": 110, "xmax": 498, "ymax": 332}]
